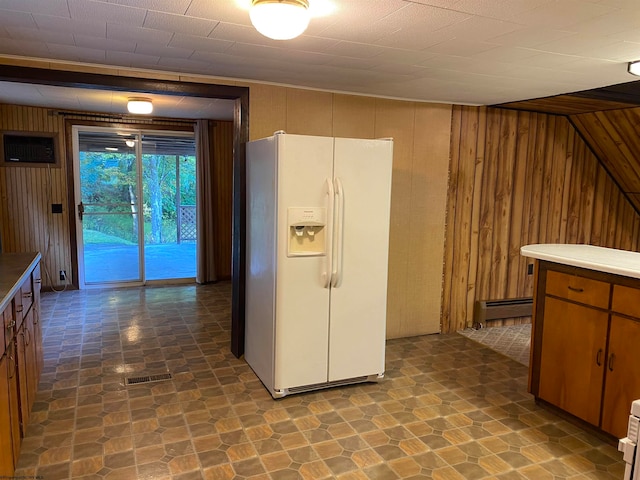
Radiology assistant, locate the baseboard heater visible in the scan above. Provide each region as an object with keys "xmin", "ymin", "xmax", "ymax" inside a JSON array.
[{"xmin": 473, "ymin": 297, "xmax": 533, "ymax": 328}]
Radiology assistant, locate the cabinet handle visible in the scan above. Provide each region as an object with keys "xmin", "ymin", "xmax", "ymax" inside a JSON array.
[
  {"xmin": 608, "ymin": 353, "xmax": 615, "ymax": 372},
  {"xmin": 25, "ymin": 327, "xmax": 31, "ymax": 346},
  {"xmin": 596, "ymin": 349, "xmax": 603, "ymax": 366},
  {"xmin": 23, "ymin": 292, "xmax": 33, "ymax": 298},
  {"xmin": 16, "ymin": 305, "xmax": 23, "ymax": 313},
  {"xmin": 568, "ymin": 286, "xmax": 584, "ymax": 293},
  {"xmin": 8, "ymin": 355, "xmax": 16, "ymax": 379},
  {"xmin": 34, "ymin": 278, "xmax": 42, "ymax": 284}
]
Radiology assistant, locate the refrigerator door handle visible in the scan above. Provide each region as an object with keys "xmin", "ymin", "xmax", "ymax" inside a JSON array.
[
  {"xmin": 323, "ymin": 178, "xmax": 335, "ymax": 288},
  {"xmin": 332, "ymin": 177, "xmax": 345, "ymax": 288}
]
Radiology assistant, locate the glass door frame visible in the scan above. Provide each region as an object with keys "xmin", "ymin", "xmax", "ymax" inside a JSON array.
[
  {"xmin": 73, "ymin": 125, "xmax": 144, "ymax": 288},
  {"xmin": 72, "ymin": 125, "xmax": 196, "ymax": 288}
]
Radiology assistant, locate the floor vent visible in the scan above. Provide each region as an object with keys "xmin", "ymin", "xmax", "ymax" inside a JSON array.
[
  {"xmin": 474, "ymin": 297, "xmax": 533, "ymax": 328},
  {"xmin": 125, "ymin": 373, "xmax": 172, "ymax": 386}
]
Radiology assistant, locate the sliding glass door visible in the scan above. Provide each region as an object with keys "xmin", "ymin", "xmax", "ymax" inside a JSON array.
[{"xmin": 73, "ymin": 126, "xmax": 196, "ymax": 287}]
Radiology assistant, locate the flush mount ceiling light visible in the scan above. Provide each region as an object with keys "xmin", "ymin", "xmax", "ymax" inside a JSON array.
[
  {"xmin": 127, "ymin": 98, "xmax": 153, "ymax": 114},
  {"xmin": 628, "ymin": 60, "xmax": 640, "ymax": 76},
  {"xmin": 250, "ymin": 0, "xmax": 310, "ymax": 40}
]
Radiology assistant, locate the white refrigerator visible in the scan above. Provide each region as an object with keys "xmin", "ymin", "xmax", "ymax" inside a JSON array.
[{"xmin": 245, "ymin": 132, "xmax": 393, "ymax": 398}]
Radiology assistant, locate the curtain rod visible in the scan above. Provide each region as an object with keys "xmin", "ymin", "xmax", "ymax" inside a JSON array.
[{"xmin": 52, "ymin": 109, "xmax": 196, "ymax": 125}]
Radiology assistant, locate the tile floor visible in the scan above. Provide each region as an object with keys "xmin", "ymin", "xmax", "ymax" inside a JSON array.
[
  {"xmin": 14, "ymin": 283, "xmax": 625, "ymax": 479},
  {"xmin": 458, "ymin": 325, "xmax": 532, "ymax": 367}
]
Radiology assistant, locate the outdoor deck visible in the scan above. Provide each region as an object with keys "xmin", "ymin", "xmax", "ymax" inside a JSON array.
[{"xmin": 83, "ymin": 242, "xmax": 196, "ymax": 284}]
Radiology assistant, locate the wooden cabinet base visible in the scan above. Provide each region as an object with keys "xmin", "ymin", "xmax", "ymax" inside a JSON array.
[
  {"xmin": 530, "ymin": 260, "xmax": 640, "ymax": 439},
  {"xmin": 0, "ymin": 255, "xmax": 42, "ymax": 477},
  {"xmin": 0, "ymin": 342, "xmax": 21, "ymax": 474}
]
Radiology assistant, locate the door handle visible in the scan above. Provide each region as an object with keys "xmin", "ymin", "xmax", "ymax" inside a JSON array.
[
  {"xmin": 608, "ymin": 353, "xmax": 615, "ymax": 372},
  {"xmin": 78, "ymin": 201, "xmax": 85, "ymax": 221},
  {"xmin": 323, "ymin": 178, "xmax": 334, "ymax": 289},
  {"xmin": 331, "ymin": 177, "xmax": 344, "ymax": 288},
  {"xmin": 596, "ymin": 348, "xmax": 603, "ymax": 366}
]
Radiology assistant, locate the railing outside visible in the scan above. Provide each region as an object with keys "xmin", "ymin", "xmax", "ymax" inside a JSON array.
[{"xmin": 178, "ymin": 205, "xmax": 196, "ymax": 243}]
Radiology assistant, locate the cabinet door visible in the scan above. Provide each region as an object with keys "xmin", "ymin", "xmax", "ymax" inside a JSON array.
[
  {"xmin": 3, "ymin": 342, "xmax": 21, "ymax": 469},
  {"xmin": 17, "ymin": 312, "xmax": 38, "ymax": 431},
  {"xmin": 539, "ymin": 297, "xmax": 608, "ymax": 425},
  {"xmin": 32, "ymin": 303, "xmax": 43, "ymax": 377},
  {"xmin": 601, "ymin": 315, "xmax": 640, "ymax": 438},
  {"xmin": 0, "ymin": 354, "xmax": 16, "ymax": 477},
  {"xmin": 16, "ymin": 324, "xmax": 32, "ymax": 435},
  {"xmin": 2, "ymin": 302, "xmax": 14, "ymax": 355},
  {"xmin": 31, "ymin": 263, "xmax": 43, "ymax": 376}
]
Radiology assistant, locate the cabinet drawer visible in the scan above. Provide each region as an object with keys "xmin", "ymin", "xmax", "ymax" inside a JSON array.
[
  {"xmin": 20, "ymin": 276, "xmax": 34, "ymax": 318},
  {"xmin": 612, "ymin": 284, "xmax": 640, "ymax": 318},
  {"xmin": 545, "ymin": 270, "xmax": 610, "ymax": 309}
]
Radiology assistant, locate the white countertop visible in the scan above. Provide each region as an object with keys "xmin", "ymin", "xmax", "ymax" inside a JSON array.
[
  {"xmin": 0, "ymin": 252, "xmax": 41, "ymax": 313},
  {"xmin": 521, "ymin": 244, "xmax": 640, "ymax": 279}
]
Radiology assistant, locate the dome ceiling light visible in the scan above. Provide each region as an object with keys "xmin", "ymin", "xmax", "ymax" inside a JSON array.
[
  {"xmin": 250, "ymin": 0, "xmax": 311, "ymax": 40},
  {"xmin": 127, "ymin": 98, "xmax": 153, "ymax": 115}
]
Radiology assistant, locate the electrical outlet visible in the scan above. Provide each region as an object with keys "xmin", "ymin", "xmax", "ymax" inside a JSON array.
[{"xmin": 59, "ymin": 270, "xmax": 66, "ymax": 281}]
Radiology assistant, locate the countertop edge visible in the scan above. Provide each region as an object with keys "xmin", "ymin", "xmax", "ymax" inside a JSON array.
[
  {"xmin": 0, "ymin": 252, "xmax": 42, "ymax": 313},
  {"xmin": 520, "ymin": 244, "xmax": 640, "ymax": 280}
]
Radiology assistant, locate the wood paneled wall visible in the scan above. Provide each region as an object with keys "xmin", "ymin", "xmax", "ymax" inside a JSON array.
[
  {"xmin": 212, "ymin": 120, "xmax": 233, "ymax": 279},
  {"xmin": 0, "ymin": 104, "xmax": 234, "ymax": 288},
  {"xmin": 248, "ymin": 84, "xmax": 453, "ymax": 338},
  {"xmin": 571, "ymin": 107, "xmax": 640, "ymax": 214},
  {"xmin": 443, "ymin": 106, "xmax": 640, "ymax": 332},
  {"xmin": 0, "ymin": 105, "xmax": 70, "ymax": 289}
]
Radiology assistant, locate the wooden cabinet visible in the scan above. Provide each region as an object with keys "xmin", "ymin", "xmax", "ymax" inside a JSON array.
[
  {"xmin": 531, "ymin": 262, "xmax": 640, "ymax": 439},
  {"xmin": 538, "ymin": 297, "xmax": 608, "ymax": 426},
  {"xmin": 32, "ymin": 263, "xmax": 43, "ymax": 376},
  {"xmin": 0, "ymin": 255, "xmax": 42, "ymax": 476},
  {"xmin": 0, "ymin": 338, "xmax": 22, "ymax": 476},
  {"xmin": 16, "ymin": 307, "xmax": 39, "ymax": 434},
  {"xmin": 601, "ymin": 315, "xmax": 640, "ymax": 438}
]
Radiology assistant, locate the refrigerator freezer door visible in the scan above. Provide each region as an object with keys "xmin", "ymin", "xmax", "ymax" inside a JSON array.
[
  {"xmin": 274, "ymin": 134, "xmax": 334, "ymax": 391},
  {"xmin": 328, "ymin": 138, "xmax": 393, "ymax": 381},
  {"xmin": 245, "ymin": 136, "xmax": 278, "ymax": 392}
]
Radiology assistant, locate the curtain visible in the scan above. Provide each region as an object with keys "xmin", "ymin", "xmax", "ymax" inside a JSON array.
[{"xmin": 195, "ymin": 119, "xmax": 217, "ymax": 283}]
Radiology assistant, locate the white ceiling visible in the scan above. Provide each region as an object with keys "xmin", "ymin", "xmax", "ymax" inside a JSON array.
[
  {"xmin": 0, "ymin": 0, "xmax": 640, "ymax": 117},
  {"xmin": 0, "ymin": 81, "xmax": 236, "ymax": 119}
]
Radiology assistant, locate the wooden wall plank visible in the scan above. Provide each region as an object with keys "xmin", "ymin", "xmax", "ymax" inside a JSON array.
[
  {"xmin": 507, "ymin": 112, "xmax": 529, "ymax": 298},
  {"xmin": 476, "ymin": 109, "xmax": 501, "ymax": 304},
  {"xmin": 450, "ymin": 106, "xmax": 479, "ymax": 331},
  {"xmin": 465, "ymin": 107, "xmax": 487, "ymax": 326},
  {"xmin": 213, "ymin": 120, "xmax": 234, "ymax": 279},
  {"xmin": 491, "ymin": 109, "xmax": 517, "ymax": 299}
]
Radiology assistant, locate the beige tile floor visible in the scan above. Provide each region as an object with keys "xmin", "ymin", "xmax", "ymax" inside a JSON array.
[
  {"xmin": 458, "ymin": 325, "xmax": 532, "ymax": 367},
  {"xmin": 14, "ymin": 283, "xmax": 625, "ymax": 479}
]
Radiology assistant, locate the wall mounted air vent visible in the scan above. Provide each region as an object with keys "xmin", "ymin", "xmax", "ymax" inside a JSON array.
[{"xmin": 1, "ymin": 132, "xmax": 58, "ymax": 166}]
